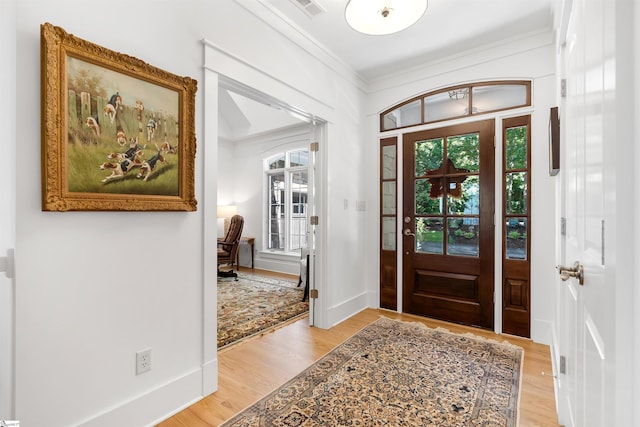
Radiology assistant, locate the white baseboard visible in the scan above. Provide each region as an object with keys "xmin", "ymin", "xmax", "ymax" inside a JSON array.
[
  {"xmin": 77, "ymin": 368, "xmax": 203, "ymax": 427},
  {"xmin": 531, "ymin": 318, "xmax": 553, "ymax": 346},
  {"xmin": 254, "ymin": 258, "xmax": 299, "ymax": 275},
  {"xmin": 202, "ymin": 358, "xmax": 218, "ymax": 396},
  {"xmin": 365, "ymin": 290, "xmax": 379, "ymax": 308},
  {"xmin": 327, "ymin": 291, "xmax": 369, "ymax": 327}
]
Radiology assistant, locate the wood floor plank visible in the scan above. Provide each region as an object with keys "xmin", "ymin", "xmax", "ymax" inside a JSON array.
[
  {"xmin": 160, "ymin": 269, "xmax": 558, "ymax": 426},
  {"xmin": 158, "ymin": 306, "xmax": 559, "ymax": 426}
]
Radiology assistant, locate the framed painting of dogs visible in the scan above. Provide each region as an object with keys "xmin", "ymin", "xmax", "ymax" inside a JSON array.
[{"xmin": 40, "ymin": 23, "xmax": 197, "ymax": 211}]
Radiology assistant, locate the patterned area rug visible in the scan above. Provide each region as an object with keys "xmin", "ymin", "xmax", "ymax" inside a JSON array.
[
  {"xmin": 221, "ymin": 317, "xmax": 523, "ymax": 426},
  {"xmin": 218, "ymin": 272, "xmax": 308, "ymax": 348}
]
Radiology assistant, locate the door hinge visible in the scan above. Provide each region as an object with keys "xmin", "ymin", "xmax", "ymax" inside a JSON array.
[
  {"xmin": 309, "ymin": 289, "xmax": 319, "ymax": 299},
  {"xmin": 310, "ymin": 216, "xmax": 319, "ymax": 225},
  {"xmin": 560, "ymin": 355, "xmax": 567, "ymax": 374},
  {"xmin": 310, "ymin": 142, "xmax": 319, "ymax": 152},
  {"xmin": 561, "ymin": 217, "xmax": 566, "ymax": 236},
  {"xmin": 561, "ymin": 79, "xmax": 567, "ymax": 98}
]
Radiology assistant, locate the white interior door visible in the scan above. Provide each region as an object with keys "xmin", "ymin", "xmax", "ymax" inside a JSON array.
[{"xmin": 557, "ymin": 0, "xmax": 615, "ymax": 424}]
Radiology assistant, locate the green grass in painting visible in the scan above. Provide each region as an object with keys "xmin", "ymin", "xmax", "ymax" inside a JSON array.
[{"xmin": 67, "ymin": 133, "xmax": 179, "ymax": 196}]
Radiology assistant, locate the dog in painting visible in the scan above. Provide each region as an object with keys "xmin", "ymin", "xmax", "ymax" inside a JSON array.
[
  {"xmin": 99, "ymin": 158, "xmax": 135, "ymax": 183},
  {"xmin": 146, "ymin": 118, "xmax": 158, "ymax": 141},
  {"xmin": 103, "ymin": 104, "xmax": 117, "ymax": 124},
  {"xmin": 158, "ymin": 141, "xmax": 176, "ymax": 155},
  {"xmin": 107, "ymin": 137, "xmax": 145, "ymax": 164},
  {"xmin": 115, "ymin": 126, "xmax": 127, "ymax": 146},
  {"xmin": 85, "ymin": 116, "xmax": 101, "ymax": 136},
  {"xmin": 104, "ymin": 92, "xmax": 123, "ymax": 124},
  {"xmin": 136, "ymin": 150, "xmax": 165, "ymax": 181}
]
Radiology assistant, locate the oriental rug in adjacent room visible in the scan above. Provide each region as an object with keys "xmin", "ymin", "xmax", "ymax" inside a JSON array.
[
  {"xmin": 221, "ymin": 316, "xmax": 523, "ymax": 426},
  {"xmin": 218, "ymin": 272, "xmax": 308, "ymax": 349}
]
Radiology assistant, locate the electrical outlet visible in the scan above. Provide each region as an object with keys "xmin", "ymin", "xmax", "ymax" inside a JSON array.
[{"xmin": 136, "ymin": 348, "xmax": 151, "ymax": 375}]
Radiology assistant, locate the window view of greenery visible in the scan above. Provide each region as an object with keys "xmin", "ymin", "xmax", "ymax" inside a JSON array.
[
  {"xmin": 505, "ymin": 125, "xmax": 528, "ymax": 260},
  {"xmin": 414, "ymin": 133, "xmax": 480, "ymax": 257},
  {"xmin": 266, "ymin": 149, "xmax": 309, "ymax": 253}
]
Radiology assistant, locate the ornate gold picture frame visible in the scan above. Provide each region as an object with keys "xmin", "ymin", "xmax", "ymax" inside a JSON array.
[{"xmin": 41, "ymin": 23, "xmax": 197, "ymax": 211}]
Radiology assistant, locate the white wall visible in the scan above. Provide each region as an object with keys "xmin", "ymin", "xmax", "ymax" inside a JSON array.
[
  {"xmin": 14, "ymin": 1, "xmax": 368, "ymax": 426},
  {"xmin": 635, "ymin": 0, "xmax": 640, "ymax": 419},
  {"xmin": 16, "ymin": 2, "xmax": 207, "ymax": 426},
  {"xmin": 363, "ymin": 31, "xmax": 558, "ymax": 344},
  {"xmin": 217, "ymin": 139, "xmax": 235, "ymax": 207},
  {"xmin": 0, "ymin": 0, "xmax": 17, "ymax": 420}
]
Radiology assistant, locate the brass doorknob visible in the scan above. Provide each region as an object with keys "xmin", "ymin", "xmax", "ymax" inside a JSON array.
[{"xmin": 557, "ymin": 261, "xmax": 584, "ymax": 285}]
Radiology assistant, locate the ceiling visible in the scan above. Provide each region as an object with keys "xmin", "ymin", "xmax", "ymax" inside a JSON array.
[
  {"xmin": 220, "ymin": 0, "xmax": 558, "ymax": 140},
  {"xmin": 266, "ymin": 0, "xmax": 557, "ymax": 80}
]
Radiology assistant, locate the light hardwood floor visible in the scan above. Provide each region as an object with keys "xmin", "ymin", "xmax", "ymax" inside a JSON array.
[{"xmin": 158, "ymin": 268, "xmax": 560, "ymax": 426}]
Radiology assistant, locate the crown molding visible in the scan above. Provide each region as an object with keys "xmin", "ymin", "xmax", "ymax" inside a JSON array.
[{"xmin": 233, "ymin": 0, "xmax": 368, "ymax": 92}]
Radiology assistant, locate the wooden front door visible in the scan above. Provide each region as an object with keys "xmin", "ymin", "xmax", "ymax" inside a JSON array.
[{"xmin": 402, "ymin": 119, "xmax": 495, "ymax": 329}]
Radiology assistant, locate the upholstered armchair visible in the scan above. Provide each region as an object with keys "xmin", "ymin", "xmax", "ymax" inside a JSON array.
[{"xmin": 217, "ymin": 215, "xmax": 244, "ymax": 280}]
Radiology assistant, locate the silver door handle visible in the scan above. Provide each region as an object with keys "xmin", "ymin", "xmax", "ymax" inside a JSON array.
[
  {"xmin": 557, "ymin": 261, "xmax": 584, "ymax": 285},
  {"xmin": 403, "ymin": 228, "xmax": 415, "ymax": 237}
]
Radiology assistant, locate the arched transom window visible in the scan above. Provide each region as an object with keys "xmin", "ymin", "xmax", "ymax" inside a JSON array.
[{"xmin": 380, "ymin": 81, "xmax": 531, "ymax": 132}]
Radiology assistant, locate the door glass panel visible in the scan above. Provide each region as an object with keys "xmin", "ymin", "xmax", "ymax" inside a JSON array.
[
  {"xmin": 268, "ymin": 172, "xmax": 285, "ymax": 250},
  {"xmin": 416, "ymin": 218, "xmax": 443, "ymax": 254},
  {"xmin": 424, "ymin": 90, "xmax": 467, "ymax": 123},
  {"xmin": 415, "ymin": 179, "xmax": 442, "ymax": 215},
  {"xmin": 506, "ymin": 217, "xmax": 527, "ymax": 260},
  {"xmin": 472, "ymin": 84, "xmax": 528, "ymax": 112},
  {"xmin": 447, "ymin": 175, "xmax": 479, "ymax": 215},
  {"xmin": 289, "ymin": 170, "xmax": 308, "ymax": 251},
  {"xmin": 506, "ymin": 172, "xmax": 527, "ymax": 214},
  {"xmin": 505, "ymin": 126, "xmax": 528, "ymax": 169},
  {"xmin": 382, "ymin": 182, "xmax": 396, "ymax": 215},
  {"xmin": 382, "ymin": 217, "xmax": 396, "ymax": 251},
  {"xmin": 447, "ymin": 133, "xmax": 479, "ymax": 172},
  {"xmin": 382, "ymin": 145, "xmax": 396, "ymax": 179},
  {"xmin": 447, "ymin": 217, "xmax": 479, "ymax": 257},
  {"xmin": 415, "ymin": 138, "xmax": 444, "ymax": 176},
  {"xmin": 382, "ymin": 99, "xmax": 421, "ymax": 131}
]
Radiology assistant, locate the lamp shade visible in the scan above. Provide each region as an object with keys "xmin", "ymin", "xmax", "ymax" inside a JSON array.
[
  {"xmin": 345, "ymin": 0, "xmax": 428, "ymax": 35},
  {"xmin": 217, "ymin": 205, "xmax": 237, "ymax": 218}
]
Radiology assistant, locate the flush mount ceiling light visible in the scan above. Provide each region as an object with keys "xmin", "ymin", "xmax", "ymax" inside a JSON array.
[{"xmin": 345, "ymin": 0, "xmax": 428, "ymax": 35}]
